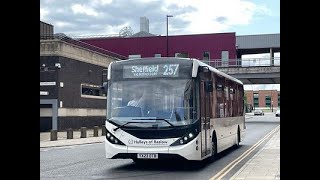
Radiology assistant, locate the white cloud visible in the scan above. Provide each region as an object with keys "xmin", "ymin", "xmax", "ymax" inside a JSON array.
[
  {"xmin": 55, "ymin": 21, "xmax": 75, "ymax": 28},
  {"xmin": 68, "ymin": 23, "xmax": 133, "ymax": 37},
  {"xmin": 71, "ymin": 4, "xmax": 99, "ymax": 17},
  {"xmin": 103, "ymin": 23, "xmax": 131, "ymax": 35},
  {"xmin": 40, "ymin": 8, "xmax": 49, "ymax": 20},
  {"xmin": 255, "ymin": 5, "xmax": 273, "ymax": 16},
  {"xmin": 163, "ymin": 0, "xmax": 271, "ymax": 34},
  {"xmin": 90, "ymin": 0, "xmax": 113, "ymax": 7},
  {"xmin": 56, "ymin": 8, "xmax": 66, "ymax": 14},
  {"xmin": 100, "ymin": 0, "xmax": 112, "ymax": 5},
  {"xmin": 44, "ymin": 0, "xmax": 55, "ymax": 3},
  {"xmin": 40, "ymin": 0, "xmax": 277, "ymax": 36}
]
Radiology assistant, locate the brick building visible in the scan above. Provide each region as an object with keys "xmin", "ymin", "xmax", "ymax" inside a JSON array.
[{"xmin": 245, "ymin": 90, "xmax": 280, "ymax": 110}]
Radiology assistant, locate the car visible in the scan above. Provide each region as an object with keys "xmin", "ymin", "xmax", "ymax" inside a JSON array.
[
  {"xmin": 275, "ymin": 109, "xmax": 280, "ymax": 117},
  {"xmin": 254, "ymin": 109, "xmax": 264, "ymax": 116}
]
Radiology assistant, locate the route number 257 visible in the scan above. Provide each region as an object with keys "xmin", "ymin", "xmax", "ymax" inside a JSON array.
[{"xmin": 163, "ymin": 64, "xmax": 179, "ymax": 76}]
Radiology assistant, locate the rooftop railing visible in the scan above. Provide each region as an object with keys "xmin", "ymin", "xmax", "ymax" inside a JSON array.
[{"xmin": 201, "ymin": 57, "xmax": 280, "ymax": 68}]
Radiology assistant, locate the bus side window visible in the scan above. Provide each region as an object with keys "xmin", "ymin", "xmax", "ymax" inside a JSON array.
[
  {"xmin": 216, "ymin": 74, "xmax": 225, "ymax": 118},
  {"xmin": 216, "ymin": 84, "xmax": 224, "ymax": 118}
]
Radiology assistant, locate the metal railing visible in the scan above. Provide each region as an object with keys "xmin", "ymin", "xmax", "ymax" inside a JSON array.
[
  {"xmin": 70, "ymin": 34, "xmax": 121, "ymax": 39},
  {"xmin": 201, "ymin": 57, "xmax": 280, "ymax": 68},
  {"xmin": 40, "ymin": 34, "xmax": 127, "ymax": 60}
]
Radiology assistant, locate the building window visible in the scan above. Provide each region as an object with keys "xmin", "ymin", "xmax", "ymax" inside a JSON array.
[
  {"xmin": 203, "ymin": 51, "xmax": 210, "ymax": 60},
  {"xmin": 81, "ymin": 83, "xmax": 106, "ymax": 99},
  {"xmin": 154, "ymin": 54, "xmax": 161, "ymax": 58},
  {"xmin": 265, "ymin": 95, "xmax": 271, "ymax": 107},
  {"xmin": 175, "ymin": 52, "xmax": 188, "ymax": 58},
  {"xmin": 128, "ymin": 54, "xmax": 141, "ymax": 59},
  {"xmin": 221, "ymin": 51, "xmax": 229, "ymax": 67},
  {"xmin": 253, "ymin": 93, "xmax": 259, "ymax": 107}
]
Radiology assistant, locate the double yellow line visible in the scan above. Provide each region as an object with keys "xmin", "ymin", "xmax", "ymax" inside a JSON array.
[{"xmin": 210, "ymin": 125, "xmax": 280, "ymax": 180}]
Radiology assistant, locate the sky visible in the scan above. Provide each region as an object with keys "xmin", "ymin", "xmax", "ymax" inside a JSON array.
[
  {"xmin": 40, "ymin": 0, "xmax": 280, "ymax": 91},
  {"xmin": 40, "ymin": 0, "xmax": 279, "ymax": 36}
]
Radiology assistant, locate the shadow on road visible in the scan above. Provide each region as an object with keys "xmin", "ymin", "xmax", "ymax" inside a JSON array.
[
  {"xmin": 246, "ymin": 120, "xmax": 280, "ymax": 124},
  {"xmin": 108, "ymin": 144, "xmax": 244, "ymax": 172},
  {"xmin": 111, "ymin": 159, "xmax": 206, "ymax": 171}
]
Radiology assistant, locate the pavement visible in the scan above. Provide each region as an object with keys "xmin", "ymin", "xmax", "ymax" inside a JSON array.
[
  {"xmin": 40, "ymin": 122, "xmax": 280, "ymax": 180},
  {"xmin": 230, "ymin": 128, "xmax": 280, "ymax": 180},
  {"xmin": 40, "ymin": 128, "xmax": 105, "ymax": 148}
]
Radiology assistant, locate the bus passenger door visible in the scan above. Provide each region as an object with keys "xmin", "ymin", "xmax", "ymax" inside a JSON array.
[{"xmin": 200, "ymin": 68, "xmax": 211, "ymax": 158}]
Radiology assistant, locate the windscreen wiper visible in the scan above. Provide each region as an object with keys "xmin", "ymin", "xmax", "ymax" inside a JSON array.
[
  {"xmin": 113, "ymin": 121, "xmax": 151, "ymax": 131},
  {"xmin": 106, "ymin": 118, "xmax": 118, "ymax": 127},
  {"xmin": 132, "ymin": 118, "xmax": 174, "ymax": 127}
]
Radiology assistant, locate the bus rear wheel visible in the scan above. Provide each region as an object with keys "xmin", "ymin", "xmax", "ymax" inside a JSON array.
[
  {"xmin": 210, "ymin": 135, "xmax": 217, "ymax": 161},
  {"xmin": 234, "ymin": 128, "xmax": 240, "ymax": 148}
]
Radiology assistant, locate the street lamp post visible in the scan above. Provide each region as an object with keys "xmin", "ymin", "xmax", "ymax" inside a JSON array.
[
  {"xmin": 270, "ymin": 85, "xmax": 274, "ymax": 112},
  {"xmin": 251, "ymin": 85, "xmax": 255, "ymax": 111},
  {"xmin": 166, "ymin": 15, "xmax": 173, "ymax": 57}
]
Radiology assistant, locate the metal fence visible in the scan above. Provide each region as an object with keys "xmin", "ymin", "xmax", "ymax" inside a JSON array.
[{"xmin": 201, "ymin": 58, "xmax": 280, "ymax": 68}]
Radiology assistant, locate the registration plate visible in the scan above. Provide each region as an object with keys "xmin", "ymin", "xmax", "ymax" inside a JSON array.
[{"xmin": 137, "ymin": 153, "xmax": 158, "ymax": 159}]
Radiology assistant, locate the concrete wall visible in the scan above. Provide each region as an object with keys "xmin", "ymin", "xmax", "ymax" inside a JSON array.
[
  {"xmin": 40, "ymin": 56, "xmax": 59, "ymax": 99},
  {"xmin": 40, "ymin": 21, "xmax": 53, "ymax": 36},
  {"xmin": 40, "ymin": 39, "xmax": 117, "ymax": 67},
  {"xmin": 58, "ymin": 116, "xmax": 105, "ymax": 130},
  {"xmin": 57, "ymin": 56, "xmax": 106, "ymax": 109}
]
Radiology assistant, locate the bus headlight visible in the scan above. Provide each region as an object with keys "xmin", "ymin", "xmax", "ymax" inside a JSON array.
[
  {"xmin": 170, "ymin": 129, "xmax": 199, "ymax": 146},
  {"xmin": 105, "ymin": 128, "xmax": 125, "ymax": 145}
]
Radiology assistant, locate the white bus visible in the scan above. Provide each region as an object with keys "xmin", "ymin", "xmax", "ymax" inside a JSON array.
[{"xmin": 103, "ymin": 57, "xmax": 245, "ymax": 162}]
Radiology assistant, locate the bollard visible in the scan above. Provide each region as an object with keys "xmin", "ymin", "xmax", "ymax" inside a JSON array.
[
  {"xmin": 50, "ymin": 130, "xmax": 57, "ymax": 141},
  {"xmin": 80, "ymin": 127, "xmax": 87, "ymax": 138},
  {"xmin": 93, "ymin": 126, "xmax": 99, "ymax": 137},
  {"xmin": 102, "ymin": 125, "xmax": 106, "ymax": 136},
  {"xmin": 67, "ymin": 128, "xmax": 73, "ymax": 139}
]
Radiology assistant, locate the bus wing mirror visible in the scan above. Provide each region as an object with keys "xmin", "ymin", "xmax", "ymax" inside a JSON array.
[
  {"xmin": 205, "ymin": 81, "xmax": 213, "ymax": 92},
  {"xmin": 202, "ymin": 66, "xmax": 209, "ymax": 73},
  {"xmin": 101, "ymin": 82, "xmax": 108, "ymax": 95}
]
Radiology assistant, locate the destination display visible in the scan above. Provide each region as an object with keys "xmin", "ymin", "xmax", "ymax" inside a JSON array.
[{"xmin": 123, "ymin": 64, "xmax": 179, "ymax": 78}]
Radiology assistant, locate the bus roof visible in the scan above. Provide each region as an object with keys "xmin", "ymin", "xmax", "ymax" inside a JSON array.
[{"xmin": 192, "ymin": 59, "xmax": 243, "ymax": 85}]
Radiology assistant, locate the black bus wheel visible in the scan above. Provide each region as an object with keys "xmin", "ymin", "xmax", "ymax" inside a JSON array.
[{"xmin": 210, "ymin": 134, "xmax": 217, "ymax": 161}]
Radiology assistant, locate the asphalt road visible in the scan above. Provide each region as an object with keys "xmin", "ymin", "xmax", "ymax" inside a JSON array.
[{"xmin": 40, "ymin": 113, "xmax": 280, "ymax": 180}]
